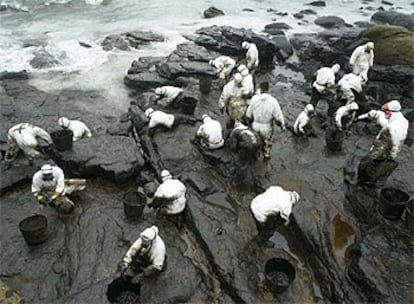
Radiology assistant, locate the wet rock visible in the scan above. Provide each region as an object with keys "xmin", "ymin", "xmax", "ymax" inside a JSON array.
[
  {"xmin": 23, "ymin": 39, "xmax": 47, "ymax": 48},
  {"xmin": 381, "ymin": 0, "xmax": 393, "ymax": 5},
  {"xmin": 359, "ymin": 25, "xmax": 414, "ymax": 65},
  {"xmin": 264, "ymin": 22, "xmax": 292, "ymax": 35},
  {"xmin": 314, "ymin": 16, "xmax": 347, "ymax": 29},
  {"xmin": 79, "ymin": 41, "xmax": 92, "ymax": 48},
  {"xmin": 203, "ymin": 6, "xmax": 224, "ymax": 18},
  {"xmin": 371, "ymin": 11, "xmax": 414, "ymax": 31},
  {"xmin": 30, "ymin": 49, "xmax": 60, "ymax": 69},
  {"xmin": 300, "ymin": 9, "xmax": 317, "ymax": 15},
  {"xmin": 156, "ymin": 61, "xmax": 215, "ymax": 80},
  {"xmin": 124, "ymin": 72, "xmax": 170, "ymax": 91},
  {"xmin": 127, "ymin": 56, "xmax": 164, "ymax": 75},
  {"xmin": 0, "ymin": 70, "xmax": 29, "ymax": 81},
  {"xmin": 354, "ymin": 21, "xmax": 374, "ymax": 28},
  {"xmin": 102, "ymin": 31, "xmax": 164, "ymax": 51},
  {"xmin": 106, "ymin": 120, "xmax": 132, "ymax": 136},
  {"xmin": 293, "ymin": 13, "xmax": 304, "ymax": 19},
  {"xmin": 102, "ymin": 34, "xmax": 130, "ymax": 51},
  {"xmin": 242, "ymin": 8, "xmax": 254, "ymax": 12},
  {"xmin": 270, "ymin": 36, "xmax": 294, "ymax": 60},
  {"xmin": 307, "ymin": 1, "xmax": 326, "ymax": 7}
]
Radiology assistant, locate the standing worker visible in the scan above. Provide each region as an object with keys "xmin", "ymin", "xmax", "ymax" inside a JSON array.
[
  {"xmin": 237, "ymin": 64, "xmax": 254, "ymax": 98},
  {"xmin": 349, "ymin": 42, "xmax": 374, "ymax": 82},
  {"xmin": 58, "ymin": 117, "xmax": 92, "ymax": 141},
  {"xmin": 246, "ymin": 82, "xmax": 285, "ymax": 159},
  {"xmin": 310, "ymin": 63, "xmax": 340, "ymax": 114},
  {"xmin": 241, "ymin": 41, "xmax": 259, "ymax": 71},
  {"xmin": 334, "ymin": 102, "xmax": 359, "ymax": 130},
  {"xmin": 118, "ymin": 225, "xmax": 166, "ymax": 284},
  {"xmin": 5, "ymin": 123, "xmax": 52, "ymax": 164},
  {"xmin": 250, "ymin": 186, "xmax": 300, "ymax": 247},
  {"xmin": 218, "ymin": 73, "xmax": 245, "ymax": 128}
]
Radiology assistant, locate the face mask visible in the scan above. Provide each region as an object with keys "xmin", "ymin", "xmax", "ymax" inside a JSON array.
[
  {"xmin": 383, "ymin": 103, "xmax": 392, "ymax": 118},
  {"xmin": 42, "ymin": 174, "xmax": 53, "ymax": 181}
]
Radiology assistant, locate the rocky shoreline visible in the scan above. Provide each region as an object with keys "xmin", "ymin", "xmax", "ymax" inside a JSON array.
[{"xmin": 1, "ymin": 8, "xmax": 413, "ymax": 304}]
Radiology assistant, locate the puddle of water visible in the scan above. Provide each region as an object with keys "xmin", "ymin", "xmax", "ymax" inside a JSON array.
[{"xmin": 330, "ymin": 214, "xmax": 356, "ymax": 267}]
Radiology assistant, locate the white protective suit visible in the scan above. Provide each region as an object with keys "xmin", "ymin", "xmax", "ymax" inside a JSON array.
[
  {"xmin": 32, "ymin": 165, "xmax": 65, "ymax": 196},
  {"xmin": 145, "ymin": 108, "xmax": 175, "ymax": 129},
  {"xmin": 338, "ymin": 73, "xmax": 364, "ymax": 103},
  {"xmin": 58, "ymin": 117, "xmax": 92, "ymax": 141},
  {"xmin": 250, "ymin": 186, "xmax": 300, "ymax": 224},
  {"xmin": 242, "ymin": 41, "xmax": 259, "ymax": 70},
  {"xmin": 335, "ymin": 102, "xmax": 359, "ymax": 129},
  {"xmin": 210, "ymin": 56, "xmax": 236, "ymax": 79},
  {"xmin": 294, "ymin": 104, "xmax": 314, "ymax": 135},
  {"xmin": 312, "ymin": 64, "xmax": 340, "ymax": 93},
  {"xmin": 358, "ymin": 110, "xmax": 388, "ymax": 128},
  {"xmin": 237, "ymin": 65, "xmax": 254, "ymax": 97},
  {"xmin": 5, "ymin": 123, "xmax": 52, "ymax": 162},
  {"xmin": 349, "ymin": 42, "xmax": 374, "ymax": 81},
  {"xmin": 196, "ymin": 115, "xmax": 224, "ymax": 149},
  {"xmin": 155, "ymin": 86, "xmax": 183, "ymax": 107},
  {"xmin": 154, "ymin": 173, "xmax": 187, "ymax": 215},
  {"xmin": 218, "ymin": 75, "xmax": 246, "ymax": 122},
  {"xmin": 123, "ymin": 226, "xmax": 166, "ymax": 272}
]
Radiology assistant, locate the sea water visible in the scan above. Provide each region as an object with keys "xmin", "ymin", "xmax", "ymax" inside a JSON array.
[{"xmin": 0, "ymin": 0, "xmax": 411, "ymax": 106}]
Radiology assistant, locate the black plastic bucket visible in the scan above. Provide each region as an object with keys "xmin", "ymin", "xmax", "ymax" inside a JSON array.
[
  {"xmin": 180, "ymin": 97, "xmax": 198, "ymax": 115},
  {"xmin": 123, "ymin": 191, "xmax": 146, "ymax": 220},
  {"xmin": 106, "ymin": 277, "xmax": 140, "ymax": 303},
  {"xmin": 19, "ymin": 214, "xmax": 48, "ymax": 246},
  {"xmin": 264, "ymin": 258, "xmax": 296, "ymax": 294},
  {"xmin": 378, "ymin": 188, "xmax": 410, "ymax": 220},
  {"xmin": 51, "ymin": 129, "xmax": 73, "ymax": 152},
  {"xmin": 405, "ymin": 200, "xmax": 414, "ymax": 230},
  {"xmin": 365, "ymin": 159, "xmax": 397, "ymax": 183},
  {"xmin": 199, "ymin": 76, "xmax": 212, "ymax": 94},
  {"xmin": 325, "ymin": 128, "xmax": 344, "ymax": 152}
]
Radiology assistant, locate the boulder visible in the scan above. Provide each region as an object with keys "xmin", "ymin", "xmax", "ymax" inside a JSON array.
[
  {"xmin": 264, "ymin": 22, "xmax": 292, "ymax": 35},
  {"xmin": 127, "ymin": 56, "xmax": 164, "ymax": 75},
  {"xmin": 300, "ymin": 9, "xmax": 317, "ymax": 15},
  {"xmin": 294, "ymin": 13, "xmax": 304, "ymax": 19},
  {"xmin": 359, "ymin": 25, "xmax": 414, "ymax": 65},
  {"xmin": 102, "ymin": 34, "xmax": 130, "ymax": 51},
  {"xmin": 30, "ymin": 49, "xmax": 60, "ymax": 69},
  {"xmin": 0, "ymin": 70, "xmax": 29, "ymax": 81},
  {"xmin": 307, "ymin": 0, "xmax": 326, "ymax": 7},
  {"xmin": 203, "ymin": 6, "xmax": 224, "ymax": 18},
  {"xmin": 156, "ymin": 61, "xmax": 215, "ymax": 80},
  {"xmin": 124, "ymin": 72, "xmax": 170, "ymax": 90},
  {"xmin": 49, "ymin": 135, "xmax": 145, "ymax": 182},
  {"xmin": 371, "ymin": 11, "xmax": 414, "ymax": 31},
  {"xmin": 314, "ymin": 16, "xmax": 347, "ymax": 29},
  {"xmin": 102, "ymin": 31, "xmax": 164, "ymax": 51}
]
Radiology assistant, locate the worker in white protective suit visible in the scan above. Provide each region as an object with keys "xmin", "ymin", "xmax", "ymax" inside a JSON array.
[
  {"xmin": 250, "ymin": 186, "xmax": 300, "ymax": 247},
  {"xmin": 246, "ymin": 82, "xmax": 285, "ymax": 159},
  {"xmin": 151, "ymin": 170, "xmax": 187, "ymax": 229},
  {"xmin": 118, "ymin": 225, "xmax": 166, "ymax": 284},
  {"xmin": 293, "ymin": 104, "xmax": 315, "ymax": 136},
  {"xmin": 349, "ymin": 42, "xmax": 374, "ymax": 81},
  {"xmin": 58, "ymin": 117, "xmax": 92, "ymax": 141},
  {"xmin": 337, "ymin": 73, "xmax": 365, "ymax": 105},
  {"xmin": 195, "ymin": 114, "xmax": 224, "ymax": 150},
  {"xmin": 5, "ymin": 123, "xmax": 52, "ymax": 164},
  {"xmin": 357, "ymin": 109, "xmax": 388, "ymax": 128},
  {"xmin": 154, "ymin": 86, "xmax": 183, "ymax": 107},
  {"xmin": 209, "ymin": 56, "xmax": 236, "ymax": 80},
  {"xmin": 31, "ymin": 164, "xmax": 86, "ymax": 212},
  {"xmin": 310, "ymin": 63, "xmax": 340, "ymax": 114},
  {"xmin": 358, "ymin": 100, "xmax": 409, "ymax": 183},
  {"xmin": 218, "ymin": 73, "xmax": 245, "ymax": 127},
  {"xmin": 237, "ymin": 64, "xmax": 254, "ymax": 98},
  {"xmin": 144, "ymin": 108, "xmax": 196, "ymax": 133},
  {"xmin": 242, "ymin": 41, "xmax": 259, "ymax": 70},
  {"xmin": 335, "ymin": 102, "xmax": 359, "ymax": 130}
]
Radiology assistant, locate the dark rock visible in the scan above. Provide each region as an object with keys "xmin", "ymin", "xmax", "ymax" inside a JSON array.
[
  {"xmin": 314, "ymin": 16, "xmax": 347, "ymax": 29},
  {"xmin": 79, "ymin": 41, "xmax": 92, "ymax": 48},
  {"xmin": 157, "ymin": 61, "xmax": 215, "ymax": 80},
  {"xmin": 294, "ymin": 13, "xmax": 304, "ymax": 19},
  {"xmin": 307, "ymin": 1, "xmax": 326, "ymax": 7},
  {"xmin": 359, "ymin": 25, "xmax": 414, "ymax": 65},
  {"xmin": 203, "ymin": 6, "xmax": 224, "ymax": 18},
  {"xmin": 381, "ymin": 0, "xmax": 393, "ymax": 5},
  {"xmin": 127, "ymin": 56, "xmax": 164, "ymax": 75},
  {"xmin": 102, "ymin": 34, "xmax": 130, "ymax": 51},
  {"xmin": 264, "ymin": 22, "xmax": 292, "ymax": 35},
  {"xmin": 371, "ymin": 11, "xmax": 414, "ymax": 31},
  {"xmin": 300, "ymin": 9, "xmax": 317, "ymax": 15},
  {"xmin": 143, "ymin": 181, "xmax": 159, "ymax": 196},
  {"xmin": 170, "ymin": 43, "xmax": 220, "ymax": 62},
  {"xmin": 378, "ymin": 6, "xmax": 385, "ymax": 10},
  {"xmin": 0, "ymin": 70, "xmax": 29, "ymax": 81},
  {"xmin": 124, "ymin": 72, "xmax": 170, "ymax": 91},
  {"xmin": 106, "ymin": 120, "xmax": 132, "ymax": 136},
  {"xmin": 22, "ymin": 39, "xmax": 47, "ymax": 48},
  {"xmin": 29, "ymin": 49, "xmax": 60, "ymax": 69},
  {"xmin": 354, "ymin": 21, "xmax": 374, "ymax": 28},
  {"xmin": 49, "ymin": 135, "xmax": 145, "ymax": 182},
  {"xmin": 242, "ymin": 8, "xmax": 254, "ymax": 12},
  {"xmin": 271, "ymin": 35, "xmax": 294, "ymax": 60},
  {"xmin": 102, "ymin": 31, "xmax": 164, "ymax": 51}
]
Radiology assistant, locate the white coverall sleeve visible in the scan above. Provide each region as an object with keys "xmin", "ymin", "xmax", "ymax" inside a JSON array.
[
  {"xmin": 31, "ymin": 174, "xmax": 42, "ymax": 195},
  {"xmin": 218, "ymin": 88, "xmax": 228, "ymax": 110},
  {"xmin": 54, "ymin": 168, "xmax": 65, "ymax": 194},
  {"xmin": 272, "ymin": 102, "xmax": 285, "ymax": 127},
  {"xmin": 83, "ymin": 124, "xmax": 92, "ymax": 138},
  {"xmin": 197, "ymin": 125, "xmax": 206, "ymax": 137},
  {"xmin": 349, "ymin": 47, "xmax": 360, "ymax": 66},
  {"xmin": 33, "ymin": 126, "xmax": 52, "ymax": 144},
  {"xmin": 370, "ymin": 51, "xmax": 374, "ymax": 67},
  {"xmin": 245, "ymin": 104, "xmax": 253, "ymax": 119},
  {"xmin": 123, "ymin": 238, "xmax": 142, "ymax": 265}
]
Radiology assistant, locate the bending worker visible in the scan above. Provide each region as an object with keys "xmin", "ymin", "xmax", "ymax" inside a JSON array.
[
  {"xmin": 241, "ymin": 41, "xmax": 259, "ymax": 70},
  {"xmin": 195, "ymin": 114, "xmax": 224, "ymax": 150},
  {"xmin": 58, "ymin": 117, "xmax": 92, "ymax": 141},
  {"xmin": 209, "ymin": 55, "xmax": 236, "ymax": 80}
]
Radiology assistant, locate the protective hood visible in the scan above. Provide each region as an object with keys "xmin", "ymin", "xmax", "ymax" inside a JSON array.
[
  {"xmin": 161, "ymin": 169, "xmax": 172, "ymax": 181},
  {"xmin": 145, "ymin": 108, "xmax": 155, "ymax": 117},
  {"xmin": 41, "ymin": 164, "xmax": 53, "ymax": 175},
  {"xmin": 155, "ymin": 87, "xmax": 165, "ymax": 96},
  {"xmin": 366, "ymin": 42, "xmax": 374, "ymax": 50},
  {"xmin": 140, "ymin": 225, "xmax": 158, "ymax": 241},
  {"xmin": 241, "ymin": 41, "xmax": 250, "ymax": 49},
  {"xmin": 332, "ymin": 64, "xmax": 340, "ymax": 74},
  {"xmin": 202, "ymin": 114, "xmax": 212, "ymax": 123},
  {"xmin": 234, "ymin": 73, "xmax": 243, "ymax": 84},
  {"xmin": 304, "ymin": 104, "xmax": 314, "ymax": 114},
  {"xmin": 209, "ymin": 59, "xmax": 215, "ymax": 66},
  {"xmin": 58, "ymin": 117, "xmax": 70, "ymax": 128},
  {"xmin": 348, "ymin": 102, "xmax": 359, "ymax": 111},
  {"xmin": 237, "ymin": 64, "xmax": 249, "ymax": 77}
]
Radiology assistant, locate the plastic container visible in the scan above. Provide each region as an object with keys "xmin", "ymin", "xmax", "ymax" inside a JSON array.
[
  {"xmin": 123, "ymin": 191, "xmax": 146, "ymax": 220},
  {"xmin": 378, "ymin": 188, "xmax": 410, "ymax": 220},
  {"xmin": 180, "ymin": 97, "xmax": 198, "ymax": 115},
  {"xmin": 264, "ymin": 258, "xmax": 296, "ymax": 294},
  {"xmin": 325, "ymin": 128, "xmax": 344, "ymax": 152},
  {"xmin": 405, "ymin": 199, "xmax": 413, "ymax": 230},
  {"xmin": 51, "ymin": 129, "xmax": 73, "ymax": 152},
  {"xmin": 19, "ymin": 214, "xmax": 48, "ymax": 245},
  {"xmin": 106, "ymin": 277, "xmax": 140, "ymax": 303},
  {"xmin": 199, "ymin": 76, "xmax": 212, "ymax": 94}
]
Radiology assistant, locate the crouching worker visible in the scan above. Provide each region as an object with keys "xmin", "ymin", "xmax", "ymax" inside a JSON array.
[
  {"xmin": 118, "ymin": 225, "xmax": 166, "ymax": 284},
  {"xmin": 145, "ymin": 108, "xmax": 196, "ymax": 135},
  {"xmin": 194, "ymin": 114, "xmax": 224, "ymax": 150},
  {"xmin": 293, "ymin": 104, "xmax": 315, "ymax": 136},
  {"xmin": 151, "ymin": 170, "xmax": 187, "ymax": 229},
  {"xmin": 32, "ymin": 164, "xmax": 86, "ymax": 213},
  {"xmin": 250, "ymin": 186, "xmax": 300, "ymax": 247}
]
